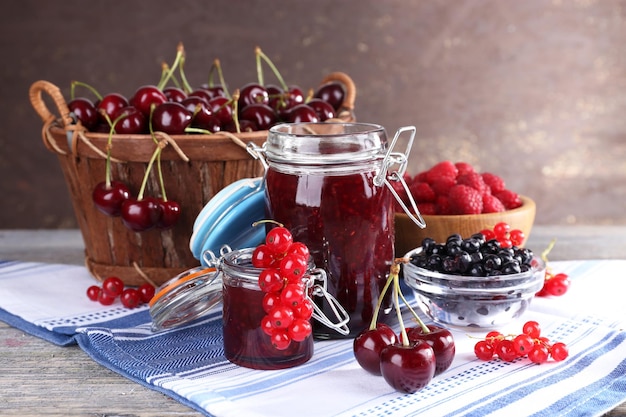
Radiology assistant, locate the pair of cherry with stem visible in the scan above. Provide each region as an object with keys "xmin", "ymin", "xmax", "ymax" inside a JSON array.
[
  {"xmin": 353, "ymin": 259, "xmax": 455, "ymax": 394},
  {"xmin": 92, "ymin": 107, "xmax": 183, "ymax": 232}
]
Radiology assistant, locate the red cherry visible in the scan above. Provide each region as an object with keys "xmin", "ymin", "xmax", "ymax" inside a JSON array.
[
  {"xmin": 380, "ymin": 341, "xmax": 436, "ymax": 394},
  {"xmin": 112, "ymin": 106, "xmax": 147, "ymax": 134},
  {"xmin": 240, "ymin": 103, "xmax": 278, "ymax": 131},
  {"xmin": 130, "ymin": 85, "xmax": 167, "ymax": 117},
  {"xmin": 68, "ymin": 97, "xmax": 99, "ymax": 130},
  {"xmin": 96, "ymin": 93, "xmax": 129, "ymax": 124},
  {"xmin": 286, "ymin": 104, "xmax": 319, "ymax": 123},
  {"xmin": 163, "ymin": 86, "xmax": 187, "ymax": 103},
  {"xmin": 120, "ymin": 197, "xmax": 162, "ymax": 232},
  {"xmin": 306, "ymin": 98, "xmax": 336, "ymax": 121},
  {"xmin": 92, "ymin": 181, "xmax": 130, "ymax": 217},
  {"xmin": 353, "ymin": 323, "xmax": 397, "ymax": 375},
  {"xmin": 187, "ymin": 88, "xmax": 213, "ymax": 103},
  {"xmin": 314, "ymin": 81, "xmax": 345, "ymax": 111},
  {"xmin": 406, "ymin": 325, "xmax": 456, "ymax": 375},
  {"xmin": 208, "ymin": 96, "xmax": 234, "ymax": 126},
  {"xmin": 238, "ymin": 83, "xmax": 269, "ymax": 108},
  {"xmin": 181, "ymin": 96, "xmax": 221, "ymax": 132},
  {"xmin": 156, "ymin": 199, "xmax": 181, "ymax": 229},
  {"xmin": 151, "ymin": 102, "xmax": 193, "ymax": 135}
]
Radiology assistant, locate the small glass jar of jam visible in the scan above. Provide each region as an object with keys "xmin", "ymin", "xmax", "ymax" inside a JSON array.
[
  {"xmin": 252, "ymin": 122, "xmax": 424, "ymax": 339},
  {"xmin": 220, "ymin": 247, "xmax": 317, "ymax": 370}
]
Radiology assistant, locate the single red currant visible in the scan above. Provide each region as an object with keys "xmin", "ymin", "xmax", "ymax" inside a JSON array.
[
  {"xmin": 474, "ymin": 340, "xmax": 495, "ymax": 361},
  {"xmin": 288, "ymin": 318, "xmax": 312, "ymax": 342},
  {"xmin": 261, "ymin": 315, "xmax": 275, "ymax": 336},
  {"xmin": 121, "ymin": 288, "xmax": 141, "ymax": 309},
  {"xmin": 86, "ymin": 285, "xmax": 101, "ymax": 302},
  {"xmin": 262, "ymin": 292, "xmax": 282, "ymax": 314},
  {"xmin": 550, "ymin": 342, "xmax": 569, "ymax": 361},
  {"xmin": 251, "ymin": 244, "xmax": 277, "ymax": 268},
  {"xmin": 292, "ymin": 298, "xmax": 314, "ymax": 320},
  {"xmin": 509, "ymin": 229, "xmax": 525, "ymax": 246},
  {"xmin": 102, "ymin": 276, "xmax": 124, "ymax": 298},
  {"xmin": 287, "ymin": 242, "xmax": 310, "ymax": 261},
  {"xmin": 493, "ymin": 222, "xmax": 510, "ymax": 239},
  {"xmin": 270, "ymin": 330, "xmax": 292, "ymax": 350},
  {"xmin": 268, "ymin": 305, "xmax": 294, "ymax": 329},
  {"xmin": 528, "ymin": 344, "xmax": 550, "ymax": 364},
  {"xmin": 522, "ymin": 321, "xmax": 541, "ymax": 339},
  {"xmin": 138, "ymin": 283, "xmax": 155, "ymax": 304},
  {"xmin": 279, "ymin": 253, "xmax": 308, "ymax": 282},
  {"xmin": 280, "ymin": 283, "xmax": 306, "ymax": 308},
  {"xmin": 258, "ymin": 269, "xmax": 284, "ymax": 293},
  {"xmin": 265, "ymin": 226, "xmax": 293, "ymax": 254},
  {"xmin": 98, "ymin": 291, "xmax": 116, "ymax": 306},
  {"xmin": 513, "ymin": 333, "xmax": 535, "ymax": 356},
  {"xmin": 496, "ymin": 339, "xmax": 518, "ymax": 362}
]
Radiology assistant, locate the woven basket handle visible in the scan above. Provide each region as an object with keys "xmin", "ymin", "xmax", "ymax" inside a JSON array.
[
  {"xmin": 320, "ymin": 72, "xmax": 356, "ymax": 112},
  {"xmin": 29, "ymin": 80, "xmax": 73, "ymax": 127}
]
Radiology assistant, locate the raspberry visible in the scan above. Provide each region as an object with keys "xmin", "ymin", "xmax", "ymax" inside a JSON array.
[
  {"xmin": 494, "ymin": 189, "xmax": 522, "ymax": 210},
  {"xmin": 409, "ymin": 181, "xmax": 436, "ymax": 203},
  {"xmin": 418, "ymin": 202, "xmax": 437, "ymax": 215},
  {"xmin": 435, "ymin": 195, "xmax": 451, "ymax": 215},
  {"xmin": 457, "ymin": 172, "xmax": 488, "ymax": 196},
  {"xmin": 430, "ymin": 177, "xmax": 456, "ymax": 197},
  {"xmin": 454, "ymin": 162, "xmax": 475, "ymax": 176},
  {"xmin": 414, "ymin": 170, "xmax": 429, "ymax": 183},
  {"xmin": 482, "ymin": 193, "xmax": 505, "ymax": 213},
  {"xmin": 425, "ymin": 161, "xmax": 458, "ymax": 184},
  {"xmin": 481, "ymin": 172, "xmax": 506, "ymax": 194},
  {"xmin": 448, "ymin": 185, "xmax": 483, "ymax": 215}
]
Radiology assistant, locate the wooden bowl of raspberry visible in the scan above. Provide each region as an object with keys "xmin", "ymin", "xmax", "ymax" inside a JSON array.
[{"xmin": 393, "ymin": 161, "xmax": 536, "ymax": 257}]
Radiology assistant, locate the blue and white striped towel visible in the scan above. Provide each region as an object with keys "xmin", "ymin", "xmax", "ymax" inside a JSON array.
[{"xmin": 0, "ymin": 259, "xmax": 625, "ymax": 417}]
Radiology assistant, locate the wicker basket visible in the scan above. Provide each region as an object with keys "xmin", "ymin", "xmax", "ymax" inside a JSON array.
[{"xmin": 29, "ymin": 73, "xmax": 356, "ymax": 286}]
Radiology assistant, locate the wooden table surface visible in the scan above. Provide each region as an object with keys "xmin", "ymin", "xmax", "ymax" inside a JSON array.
[{"xmin": 0, "ymin": 226, "xmax": 625, "ymax": 416}]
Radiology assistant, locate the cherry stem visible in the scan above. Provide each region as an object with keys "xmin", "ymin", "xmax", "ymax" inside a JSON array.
[
  {"xmin": 157, "ymin": 42, "xmax": 184, "ymax": 90},
  {"xmin": 541, "ymin": 238, "xmax": 557, "ymax": 264},
  {"xmin": 214, "ymin": 58, "xmax": 231, "ymax": 99},
  {"xmin": 156, "ymin": 150, "xmax": 167, "ymax": 202},
  {"xmin": 252, "ymin": 219, "xmax": 284, "ymax": 228},
  {"xmin": 368, "ymin": 273, "xmax": 394, "ymax": 330},
  {"xmin": 70, "ymin": 80, "xmax": 102, "ymax": 101},
  {"xmin": 255, "ymin": 46, "xmax": 288, "ymax": 90},
  {"xmin": 137, "ymin": 145, "xmax": 162, "ymax": 201},
  {"xmin": 231, "ymin": 89, "xmax": 241, "ymax": 133},
  {"xmin": 390, "ymin": 263, "xmax": 410, "ymax": 347},
  {"xmin": 178, "ymin": 55, "xmax": 193, "ymax": 94}
]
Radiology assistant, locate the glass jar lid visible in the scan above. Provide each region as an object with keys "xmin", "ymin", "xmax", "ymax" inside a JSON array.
[{"xmin": 265, "ymin": 122, "xmax": 388, "ymax": 165}]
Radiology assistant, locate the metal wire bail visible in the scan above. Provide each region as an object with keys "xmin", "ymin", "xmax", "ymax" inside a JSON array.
[
  {"xmin": 309, "ymin": 268, "xmax": 350, "ymax": 335},
  {"xmin": 374, "ymin": 126, "xmax": 426, "ymax": 229}
]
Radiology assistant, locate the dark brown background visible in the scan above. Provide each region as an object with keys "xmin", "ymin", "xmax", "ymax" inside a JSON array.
[{"xmin": 2, "ymin": 0, "xmax": 625, "ymax": 229}]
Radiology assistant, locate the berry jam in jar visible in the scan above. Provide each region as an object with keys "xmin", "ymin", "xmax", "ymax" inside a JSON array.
[
  {"xmin": 220, "ymin": 248, "xmax": 314, "ymax": 370},
  {"xmin": 262, "ymin": 123, "xmax": 399, "ymax": 339}
]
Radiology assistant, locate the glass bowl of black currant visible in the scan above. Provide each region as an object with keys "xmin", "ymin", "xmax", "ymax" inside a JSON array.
[{"xmin": 402, "ymin": 233, "xmax": 546, "ymax": 329}]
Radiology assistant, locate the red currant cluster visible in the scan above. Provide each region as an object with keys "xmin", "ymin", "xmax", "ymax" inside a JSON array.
[
  {"xmin": 86, "ymin": 276, "xmax": 155, "ymax": 309},
  {"xmin": 93, "ymin": 180, "xmax": 181, "ymax": 232},
  {"xmin": 480, "ymin": 221, "xmax": 525, "ymax": 248},
  {"xmin": 536, "ymin": 270, "xmax": 570, "ymax": 297},
  {"xmin": 474, "ymin": 320, "xmax": 569, "ymax": 364},
  {"xmin": 251, "ymin": 225, "xmax": 315, "ymax": 350}
]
